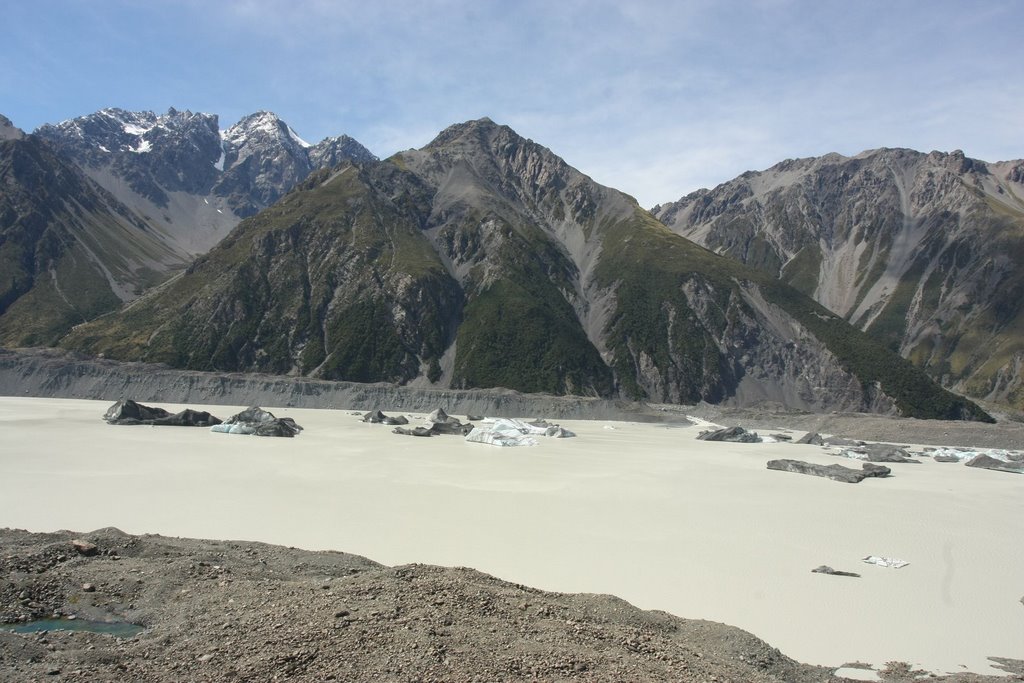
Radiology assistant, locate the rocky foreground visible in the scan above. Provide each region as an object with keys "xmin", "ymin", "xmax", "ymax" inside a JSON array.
[{"xmin": 1, "ymin": 529, "xmax": 1019, "ymax": 683}]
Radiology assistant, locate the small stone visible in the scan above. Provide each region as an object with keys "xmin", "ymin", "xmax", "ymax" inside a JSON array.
[
  {"xmin": 82, "ymin": 583, "xmax": 96, "ymax": 592},
  {"xmin": 334, "ymin": 610, "xmax": 350, "ymax": 618}
]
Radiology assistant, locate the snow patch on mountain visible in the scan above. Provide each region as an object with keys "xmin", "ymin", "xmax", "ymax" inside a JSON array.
[{"xmin": 287, "ymin": 124, "xmax": 311, "ymax": 148}]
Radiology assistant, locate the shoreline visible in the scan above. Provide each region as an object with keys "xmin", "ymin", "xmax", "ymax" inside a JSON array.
[
  {"xmin": 1, "ymin": 396, "xmax": 1022, "ymax": 678},
  {"xmin": 3, "ymin": 346, "xmax": 1024, "ymax": 449}
]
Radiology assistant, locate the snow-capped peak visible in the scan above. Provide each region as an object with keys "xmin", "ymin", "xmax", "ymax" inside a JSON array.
[{"xmin": 222, "ymin": 111, "xmax": 312, "ymax": 150}]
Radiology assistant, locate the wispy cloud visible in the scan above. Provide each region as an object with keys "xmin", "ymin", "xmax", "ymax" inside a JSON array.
[{"xmin": 2, "ymin": 0, "xmax": 1022, "ymax": 206}]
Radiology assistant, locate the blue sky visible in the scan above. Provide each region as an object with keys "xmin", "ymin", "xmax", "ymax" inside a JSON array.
[{"xmin": 4, "ymin": 0, "xmax": 1022, "ymax": 207}]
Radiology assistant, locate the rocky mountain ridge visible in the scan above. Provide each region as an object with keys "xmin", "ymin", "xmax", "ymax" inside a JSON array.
[
  {"xmin": 59, "ymin": 119, "xmax": 990, "ymax": 420},
  {"xmin": 0, "ymin": 114, "xmax": 23, "ymax": 141},
  {"xmin": 35, "ymin": 107, "xmax": 376, "ymax": 256},
  {"xmin": 654, "ymin": 148, "xmax": 1024, "ymax": 410}
]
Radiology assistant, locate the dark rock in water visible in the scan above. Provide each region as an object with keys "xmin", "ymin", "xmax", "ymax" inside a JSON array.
[
  {"xmin": 104, "ymin": 399, "xmax": 171, "ymax": 424},
  {"xmin": 213, "ymin": 407, "xmax": 302, "ymax": 437},
  {"xmin": 860, "ymin": 463, "xmax": 892, "ymax": 478},
  {"xmin": 429, "ymin": 421, "xmax": 474, "ymax": 436},
  {"xmin": 103, "ymin": 400, "xmax": 221, "ymax": 426},
  {"xmin": 154, "ymin": 409, "xmax": 221, "ymax": 427},
  {"xmin": 965, "ymin": 455, "xmax": 1023, "ymax": 474},
  {"xmin": 697, "ymin": 426, "xmax": 761, "ymax": 443},
  {"xmin": 770, "ymin": 433, "xmax": 793, "ymax": 441},
  {"xmin": 418, "ymin": 407, "xmax": 474, "ymax": 435},
  {"xmin": 466, "ymin": 414, "xmax": 484, "ymax": 422},
  {"xmin": 392, "ymin": 426, "xmax": 434, "ymax": 437},
  {"xmin": 362, "ymin": 410, "xmax": 408, "ymax": 425},
  {"xmin": 766, "ymin": 459, "xmax": 890, "ymax": 483},
  {"xmin": 795, "ymin": 432, "xmax": 825, "ymax": 445},
  {"xmin": 426, "ymin": 408, "xmax": 459, "ymax": 425},
  {"xmin": 933, "ymin": 454, "xmax": 960, "ymax": 463},
  {"xmin": 253, "ymin": 417, "xmax": 302, "ymax": 437},
  {"xmin": 811, "ymin": 565, "xmax": 860, "ymax": 578},
  {"xmin": 859, "ymin": 444, "xmax": 919, "ymax": 463}
]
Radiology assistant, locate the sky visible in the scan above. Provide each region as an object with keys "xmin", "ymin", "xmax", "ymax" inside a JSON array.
[{"xmin": 3, "ymin": 0, "xmax": 1022, "ymax": 208}]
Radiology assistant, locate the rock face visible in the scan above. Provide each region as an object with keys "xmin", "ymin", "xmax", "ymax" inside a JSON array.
[
  {"xmin": 35, "ymin": 107, "xmax": 376, "ymax": 256},
  {"xmin": 654, "ymin": 148, "xmax": 1024, "ymax": 410},
  {"xmin": 0, "ymin": 113, "xmax": 24, "ymax": 140},
  {"xmin": 58, "ymin": 120, "xmax": 990, "ymax": 419}
]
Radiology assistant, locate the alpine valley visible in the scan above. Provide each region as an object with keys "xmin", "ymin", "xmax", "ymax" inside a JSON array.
[{"xmin": 39, "ymin": 114, "xmax": 988, "ymax": 420}]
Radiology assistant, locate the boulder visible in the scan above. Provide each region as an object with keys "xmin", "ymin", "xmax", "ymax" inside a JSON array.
[
  {"xmin": 71, "ymin": 539, "xmax": 98, "ymax": 556},
  {"xmin": 795, "ymin": 432, "xmax": 825, "ymax": 445}
]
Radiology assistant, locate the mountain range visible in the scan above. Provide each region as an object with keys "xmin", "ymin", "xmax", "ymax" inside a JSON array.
[
  {"xmin": 2, "ymin": 107, "xmax": 1018, "ymax": 419},
  {"xmin": 0, "ymin": 108, "xmax": 374, "ymax": 346},
  {"xmin": 654, "ymin": 148, "xmax": 1024, "ymax": 409},
  {"xmin": 53, "ymin": 116, "xmax": 989, "ymax": 420}
]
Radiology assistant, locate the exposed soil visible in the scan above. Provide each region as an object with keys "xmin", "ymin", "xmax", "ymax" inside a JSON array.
[{"xmin": 2, "ymin": 529, "xmax": 1018, "ymax": 683}]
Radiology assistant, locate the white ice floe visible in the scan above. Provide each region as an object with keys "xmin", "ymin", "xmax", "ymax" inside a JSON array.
[
  {"xmin": 862, "ymin": 556, "xmax": 909, "ymax": 569},
  {"xmin": 465, "ymin": 418, "xmax": 575, "ymax": 447},
  {"xmin": 834, "ymin": 449, "xmax": 868, "ymax": 460},
  {"xmin": 928, "ymin": 447, "xmax": 1021, "ymax": 463}
]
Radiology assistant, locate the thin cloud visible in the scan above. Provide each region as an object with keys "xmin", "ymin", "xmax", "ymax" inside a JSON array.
[{"xmin": 2, "ymin": 0, "xmax": 1022, "ymax": 208}]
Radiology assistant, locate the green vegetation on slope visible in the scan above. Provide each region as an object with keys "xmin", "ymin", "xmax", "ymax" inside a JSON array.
[
  {"xmin": 453, "ymin": 277, "xmax": 613, "ymax": 396},
  {"xmin": 597, "ymin": 210, "xmax": 992, "ymax": 421},
  {"xmin": 61, "ymin": 163, "xmax": 460, "ymax": 384}
]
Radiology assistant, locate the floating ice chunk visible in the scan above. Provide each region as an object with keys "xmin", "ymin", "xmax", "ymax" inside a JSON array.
[{"xmin": 862, "ymin": 555, "xmax": 909, "ymax": 569}]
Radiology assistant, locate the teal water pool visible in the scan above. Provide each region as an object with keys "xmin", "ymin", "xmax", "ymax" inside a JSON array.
[{"xmin": 2, "ymin": 618, "xmax": 144, "ymax": 637}]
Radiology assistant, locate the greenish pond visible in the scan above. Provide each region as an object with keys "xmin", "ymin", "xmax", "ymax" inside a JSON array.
[{"xmin": 2, "ymin": 618, "xmax": 144, "ymax": 637}]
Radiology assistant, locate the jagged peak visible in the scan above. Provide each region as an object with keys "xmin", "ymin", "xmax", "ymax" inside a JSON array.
[
  {"xmin": 424, "ymin": 117, "xmax": 514, "ymax": 150},
  {"xmin": 223, "ymin": 110, "xmax": 310, "ymax": 148}
]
